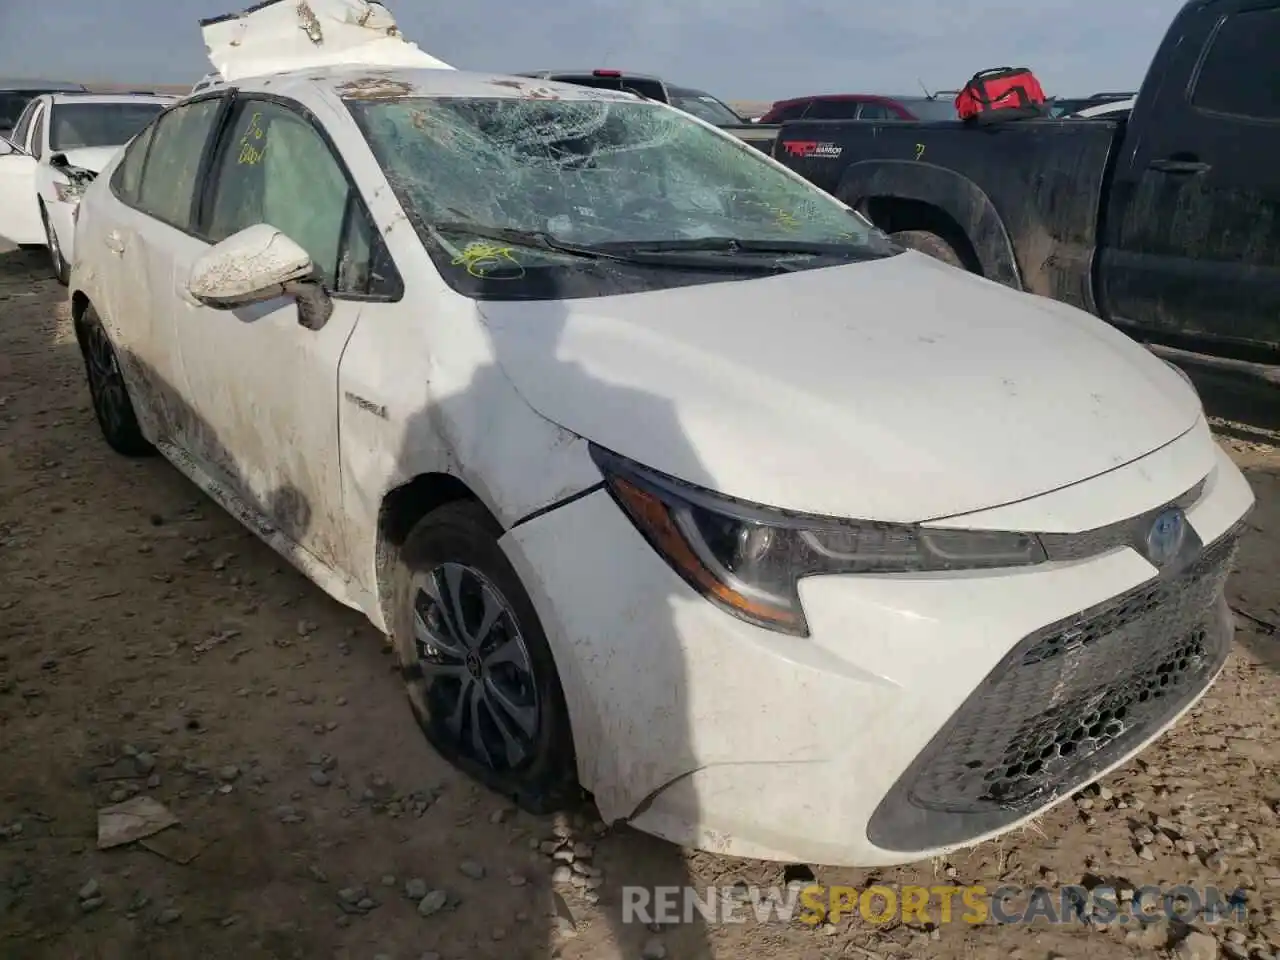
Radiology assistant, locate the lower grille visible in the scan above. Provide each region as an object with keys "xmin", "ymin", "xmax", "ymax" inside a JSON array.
[{"xmin": 867, "ymin": 530, "xmax": 1239, "ymax": 852}]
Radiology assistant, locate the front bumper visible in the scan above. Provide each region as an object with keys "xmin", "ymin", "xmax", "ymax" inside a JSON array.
[{"xmin": 502, "ymin": 438, "xmax": 1254, "ymax": 867}]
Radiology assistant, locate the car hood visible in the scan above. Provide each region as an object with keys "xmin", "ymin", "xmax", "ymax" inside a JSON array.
[
  {"xmin": 53, "ymin": 146, "xmax": 119, "ymax": 173},
  {"xmin": 476, "ymin": 251, "xmax": 1202, "ymax": 522}
]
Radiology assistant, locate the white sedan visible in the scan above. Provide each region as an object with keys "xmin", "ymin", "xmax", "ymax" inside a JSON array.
[
  {"xmin": 68, "ymin": 6, "xmax": 1255, "ymax": 868},
  {"xmin": 0, "ymin": 92, "xmax": 172, "ymax": 283}
]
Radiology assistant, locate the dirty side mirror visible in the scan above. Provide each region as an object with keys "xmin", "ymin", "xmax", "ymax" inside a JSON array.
[{"xmin": 187, "ymin": 223, "xmax": 333, "ymax": 330}]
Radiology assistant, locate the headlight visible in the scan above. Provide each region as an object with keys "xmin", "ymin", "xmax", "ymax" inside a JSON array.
[{"xmin": 590, "ymin": 445, "xmax": 1046, "ymax": 636}]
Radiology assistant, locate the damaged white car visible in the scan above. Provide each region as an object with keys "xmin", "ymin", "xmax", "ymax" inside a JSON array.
[
  {"xmin": 0, "ymin": 92, "xmax": 173, "ymax": 283},
  {"xmin": 69, "ymin": 0, "xmax": 1255, "ymax": 867}
]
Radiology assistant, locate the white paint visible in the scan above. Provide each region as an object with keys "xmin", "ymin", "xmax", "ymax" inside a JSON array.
[
  {"xmin": 0, "ymin": 92, "xmax": 174, "ymax": 262},
  {"xmin": 187, "ymin": 224, "xmax": 314, "ymax": 303},
  {"xmin": 479, "ymin": 250, "xmax": 1203, "ymax": 522},
  {"xmin": 68, "ymin": 61, "xmax": 1257, "ymax": 868},
  {"xmin": 1071, "ymin": 97, "xmax": 1135, "ymax": 118},
  {"xmin": 201, "ymin": 0, "xmax": 453, "ymax": 83}
]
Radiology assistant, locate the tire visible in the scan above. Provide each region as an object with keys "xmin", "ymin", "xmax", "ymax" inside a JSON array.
[
  {"xmin": 889, "ymin": 230, "xmax": 966, "ymax": 269},
  {"xmin": 39, "ymin": 202, "xmax": 69, "ymax": 286},
  {"xmin": 388, "ymin": 500, "xmax": 579, "ymax": 814},
  {"xmin": 76, "ymin": 305, "xmax": 154, "ymax": 457}
]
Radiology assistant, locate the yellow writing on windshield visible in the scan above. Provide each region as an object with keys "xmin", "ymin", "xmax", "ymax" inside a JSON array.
[
  {"xmin": 451, "ymin": 241, "xmax": 524, "ymax": 278},
  {"xmin": 772, "ymin": 207, "xmax": 799, "ymax": 231}
]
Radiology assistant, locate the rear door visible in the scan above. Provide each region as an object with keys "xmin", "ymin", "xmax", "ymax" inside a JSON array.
[
  {"xmin": 98, "ymin": 94, "xmax": 228, "ymax": 445},
  {"xmin": 1101, "ymin": 0, "xmax": 1280, "ymax": 358}
]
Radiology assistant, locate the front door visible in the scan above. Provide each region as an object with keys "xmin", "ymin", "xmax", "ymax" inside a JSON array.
[
  {"xmin": 1101, "ymin": 1, "xmax": 1280, "ymax": 358},
  {"xmin": 0, "ymin": 100, "xmax": 46, "ymax": 244},
  {"xmin": 169, "ymin": 94, "xmax": 387, "ymax": 571}
]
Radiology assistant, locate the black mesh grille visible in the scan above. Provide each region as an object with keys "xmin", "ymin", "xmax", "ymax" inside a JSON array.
[{"xmin": 867, "ymin": 529, "xmax": 1239, "ymax": 852}]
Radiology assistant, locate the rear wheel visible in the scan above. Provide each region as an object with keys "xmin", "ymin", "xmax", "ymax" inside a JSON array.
[
  {"xmin": 77, "ymin": 305, "xmax": 154, "ymax": 457},
  {"xmin": 388, "ymin": 501, "xmax": 579, "ymax": 814},
  {"xmin": 889, "ymin": 230, "xmax": 966, "ymax": 269},
  {"xmin": 40, "ymin": 202, "xmax": 69, "ymax": 286}
]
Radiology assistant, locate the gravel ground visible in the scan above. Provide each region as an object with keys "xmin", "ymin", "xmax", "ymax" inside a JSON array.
[{"xmin": 0, "ymin": 243, "xmax": 1278, "ymax": 960}]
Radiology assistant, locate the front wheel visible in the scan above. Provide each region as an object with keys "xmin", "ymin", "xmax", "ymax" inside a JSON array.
[
  {"xmin": 76, "ymin": 305, "xmax": 154, "ymax": 457},
  {"xmin": 388, "ymin": 500, "xmax": 579, "ymax": 814},
  {"xmin": 40, "ymin": 202, "xmax": 68, "ymax": 286}
]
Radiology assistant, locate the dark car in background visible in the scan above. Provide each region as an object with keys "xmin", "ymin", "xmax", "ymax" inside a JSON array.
[
  {"xmin": 516, "ymin": 69, "xmax": 744, "ymax": 126},
  {"xmin": 0, "ymin": 79, "xmax": 88, "ymax": 140},
  {"xmin": 758, "ymin": 94, "xmax": 958, "ymax": 123}
]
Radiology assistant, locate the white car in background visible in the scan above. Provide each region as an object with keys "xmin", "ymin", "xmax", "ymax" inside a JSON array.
[
  {"xmin": 68, "ymin": 0, "xmax": 1255, "ymax": 868},
  {"xmin": 0, "ymin": 92, "xmax": 173, "ymax": 282}
]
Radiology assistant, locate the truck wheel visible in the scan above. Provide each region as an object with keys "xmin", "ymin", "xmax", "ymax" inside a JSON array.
[
  {"xmin": 890, "ymin": 230, "xmax": 966, "ymax": 269},
  {"xmin": 387, "ymin": 500, "xmax": 580, "ymax": 815}
]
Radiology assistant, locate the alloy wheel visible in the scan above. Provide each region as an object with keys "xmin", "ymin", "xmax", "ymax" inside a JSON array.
[
  {"xmin": 410, "ymin": 562, "xmax": 541, "ymax": 772},
  {"xmin": 84, "ymin": 322, "xmax": 128, "ymax": 438}
]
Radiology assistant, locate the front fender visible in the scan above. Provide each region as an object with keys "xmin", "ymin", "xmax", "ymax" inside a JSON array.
[{"xmin": 835, "ymin": 159, "xmax": 1022, "ymax": 290}]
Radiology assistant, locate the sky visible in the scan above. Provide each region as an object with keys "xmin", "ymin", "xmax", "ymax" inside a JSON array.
[{"xmin": 0, "ymin": 0, "xmax": 1184, "ymax": 101}]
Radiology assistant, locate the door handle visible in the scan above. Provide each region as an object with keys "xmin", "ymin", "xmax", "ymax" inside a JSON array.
[
  {"xmin": 104, "ymin": 230, "xmax": 125, "ymax": 253},
  {"xmin": 1149, "ymin": 158, "xmax": 1211, "ymax": 174}
]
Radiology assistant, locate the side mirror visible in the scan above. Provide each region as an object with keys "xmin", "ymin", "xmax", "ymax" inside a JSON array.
[
  {"xmin": 49, "ymin": 152, "xmax": 68, "ymax": 169},
  {"xmin": 0, "ymin": 138, "xmax": 16, "ymax": 156},
  {"xmin": 187, "ymin": 223, "xmax": 332, "ymax": 330}
]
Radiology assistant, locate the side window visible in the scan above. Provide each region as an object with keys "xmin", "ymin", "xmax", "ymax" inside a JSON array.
[
  {"xmin": 857, "ymin": 103, "xmax": 894, "ymax": 121},
  {"xmin": 806, "ymin": 99, "xmax": 860, "ymax": 120},
  {"xmin": 29, "ymin": 105, "xmax": 46, "ymax": 158},
  {"xmin": 137, "ymin": 98, "xmax": 222, "ymax": 231},
  {"xmin": 111, "ymin": 122, "xmax": 158, "ymax": 205},
  {"xmin": 206, "ymin": 99, "xmax": 376, "ymax": 292},
  {"xmin": 771, "ymin": 102, "xmax": 810, "ymax": 122},
  {"xmin": 1191, "ymin": 8, "xmax": 1280, "ymax": 120},
  {"xmin": 10, "ymin": 100, "xmax": 38, "ymax": 148}
]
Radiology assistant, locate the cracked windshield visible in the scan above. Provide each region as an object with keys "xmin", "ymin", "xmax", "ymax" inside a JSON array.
[{"xmin": 348, "ymin": 95, "xmax": 895, "ymax": 283}]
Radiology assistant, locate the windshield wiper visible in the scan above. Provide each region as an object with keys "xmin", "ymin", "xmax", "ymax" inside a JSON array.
[
  {"xmin": 588, "ymin": 237, "xmax": 887, "ymax": 260},
  {"xmin": 430, "ymin": 221, "xmax": 805, "ymax": 273}
]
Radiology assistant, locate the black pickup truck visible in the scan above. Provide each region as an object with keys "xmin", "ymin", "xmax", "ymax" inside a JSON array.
[{"xmin": 738, "ymin": 0, "xmax": 1280, "ymax": 385}]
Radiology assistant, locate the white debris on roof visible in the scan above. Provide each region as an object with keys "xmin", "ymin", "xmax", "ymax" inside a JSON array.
[{"xmin": 201, "ymin": 0, "xmax": 453, "ymax": 82}]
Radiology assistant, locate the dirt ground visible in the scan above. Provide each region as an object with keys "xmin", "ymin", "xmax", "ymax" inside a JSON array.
[{"xmin": 1, "ymin": 243, "xmax": 1278, "ymax": 960}]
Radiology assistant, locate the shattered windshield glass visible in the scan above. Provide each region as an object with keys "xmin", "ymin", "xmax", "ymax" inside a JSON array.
[{"xmin": 347, "ymin": 96, "xmax": 894, "ymax": 297}]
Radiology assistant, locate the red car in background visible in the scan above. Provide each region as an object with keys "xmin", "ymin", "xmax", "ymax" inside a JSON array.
[{"xmin": 758, "ymin": 94, "xmax": 958, "ymax": 123}]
